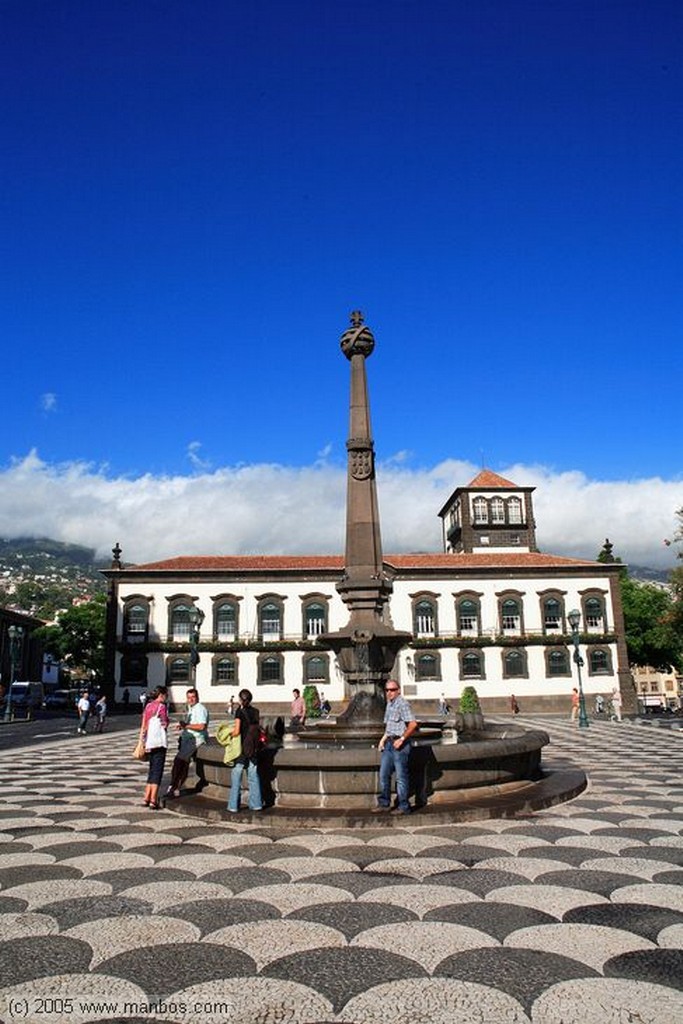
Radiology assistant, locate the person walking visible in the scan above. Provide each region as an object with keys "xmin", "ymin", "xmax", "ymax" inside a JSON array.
[
  {"xmin": 94, "ymin": 694, "xmax": 107, "ymax": 733},
  {"xmin": 374, "ymin": 680, "xmax": 417, "ymax": 815},
  {"xmin": 77, "ymin": 691, "xmax": 91, "ymax": 734},
  {"xmin": 570, "ymin": 687, "xmax": 580, "ymax": 723},
  {"xmin": 165, "ymin": 687, "xmax": 210, "ymax": 798},
  {"xmin": 139, "ymin": 685, "xmax": 169, "ymax": 810},
  {"xmin": 227, "ymin": 689, "xmax": 263, "ymax": 814},
  {"xmin": 290, "ymin": 688, "xmax": 306, "ymax": 731},
  {"xmin": 611, "ymin": 687, "xmax": 623, "ymax": 722}
]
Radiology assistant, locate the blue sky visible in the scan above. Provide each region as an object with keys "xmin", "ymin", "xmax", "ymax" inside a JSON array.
[{"xmin": 1, "ymin": 1, "xmax": 681, "ymax": 568}]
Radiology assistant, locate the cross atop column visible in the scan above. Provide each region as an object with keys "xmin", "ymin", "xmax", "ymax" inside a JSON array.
[{"xmin": 350, "ymin": 310, "xmax": 364, "ymax": 328}]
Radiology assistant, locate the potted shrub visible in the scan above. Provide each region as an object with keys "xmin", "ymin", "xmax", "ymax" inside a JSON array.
[
  {"xmin": 303, "ymin": 684, "xmax": 321, "ymax": 719},
  {"xmin": 458, "ymin": 685, "xmax": 483, "ymax": 732}
]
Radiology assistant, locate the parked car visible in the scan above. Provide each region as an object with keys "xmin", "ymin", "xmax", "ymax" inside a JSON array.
[
  {"xmin": 44, "ymin": 688, "xmax": 79, "ymax": 713},
  {"xmin": 6, "ymin": 681, "xmax": 45, "ymax": 720}
]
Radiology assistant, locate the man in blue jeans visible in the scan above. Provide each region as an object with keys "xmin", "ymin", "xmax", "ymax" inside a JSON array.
[{"xmin": 375, "ymin": 680, "xmax": 418, "ymax": 814}]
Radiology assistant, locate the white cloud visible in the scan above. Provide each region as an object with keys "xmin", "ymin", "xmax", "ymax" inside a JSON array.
[
  {"xmin": 187, "ymin": 441, "xmax": 211, "ymax": 472},
  {"xmin": 0, "ymin": 450, "xmax": 680, "ymax": 570},
  {"xmin": 40, "ymin": 393, "xmax": 57, "ymax": 413}
]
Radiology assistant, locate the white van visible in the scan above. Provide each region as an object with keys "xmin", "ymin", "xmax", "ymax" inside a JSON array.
[{"xmin": 7, "ymin": 681, "xmax": 45, "ymax": 720}]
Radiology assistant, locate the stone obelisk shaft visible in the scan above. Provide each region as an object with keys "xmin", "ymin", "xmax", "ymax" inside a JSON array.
[{"xmin": 318, "ymin": 312, "xmax": 410, "ymax": 721}]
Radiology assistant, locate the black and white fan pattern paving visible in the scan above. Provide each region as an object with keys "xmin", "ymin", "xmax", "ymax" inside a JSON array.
[{"xmin": 0, "ymin": 718, "xmax": 682, "ymax": 1023}]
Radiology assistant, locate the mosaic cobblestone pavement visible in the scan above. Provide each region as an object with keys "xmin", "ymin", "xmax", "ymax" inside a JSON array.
[{"xmin": 0, "ymin": 718, "xmax": 682, "ymax": 1024}]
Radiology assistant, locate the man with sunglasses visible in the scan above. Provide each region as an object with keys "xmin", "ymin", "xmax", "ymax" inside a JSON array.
[{"xmin": 375, "ymin": 680, "xmax": 418, "ymax": 814}]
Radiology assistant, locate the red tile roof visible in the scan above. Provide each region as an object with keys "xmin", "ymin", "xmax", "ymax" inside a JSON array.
[
  {"xmin": 128, "ymin": 551, "xmax": 598, "ymax": 572},
  {"xmin": 466, "ymin": 469, "xmax": 520, "ymax": 489}
]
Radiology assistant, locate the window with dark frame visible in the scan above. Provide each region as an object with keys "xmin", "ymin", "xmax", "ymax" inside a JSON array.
[
  {"xmin": 503, "ymin": 650, "xmax": 526, "ymax": 678},
  {"xmin": 547, "ymin": 649, "xmax": 569, "ymax": 675},
  {"xmin": 461, "ymin": 651, "xmax": 483, "ymax": 678},
  {"xmin": 416, "ymin": 653, "xmax": 439, "ymax": 680}
]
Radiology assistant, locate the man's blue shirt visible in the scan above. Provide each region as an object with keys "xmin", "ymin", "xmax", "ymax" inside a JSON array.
[{"xmin": 383, "ymin": 695, "xmax": 414, "ymax": 737}]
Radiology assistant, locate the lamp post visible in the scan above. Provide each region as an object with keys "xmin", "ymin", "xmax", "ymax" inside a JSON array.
[
  {"xmin": 567, "ymin": 608, "xmax": 589, "ymax": 728},
  {"xmin": 4, "ymin": 625, "xmax": 24, "ymax": 723},
  {"xmin": 188, "ymin": 606, "xmax": 205, "ymax": 688}
]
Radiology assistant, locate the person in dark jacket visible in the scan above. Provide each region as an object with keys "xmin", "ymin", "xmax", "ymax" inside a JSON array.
[{"xmin": 227, "ymin": 689, "xmax": 263, "ymax": 813}]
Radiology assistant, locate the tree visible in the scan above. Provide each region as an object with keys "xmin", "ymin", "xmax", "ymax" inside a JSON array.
[
  {"xmin": 620, "ymin": 575, "xmax": 681, "ymax": 671},
  {"xmin": 597, "ymin": 540, "xmax": 682, "ymax": 671},
  {"xmin": 34, "ymin": 594, "xmax": 107, "ymax": 681},
  {"xmin": 669, "ymin": 505, "xmax": 683, "ymax": 638}
]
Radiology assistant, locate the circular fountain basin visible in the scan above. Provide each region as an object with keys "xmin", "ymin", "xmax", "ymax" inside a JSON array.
[{"xmin": 195, "ymin": 722, "xmax": 562, "ymax": 817}]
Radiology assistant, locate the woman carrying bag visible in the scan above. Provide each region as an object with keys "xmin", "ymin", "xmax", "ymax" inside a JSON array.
[
  {"xmin": 139, "ymin": 685, "xmax": 169, "ymax": 809},
  {"xmin": 227, "ymin": 688, "xmax": 263, "ymax": 813}
]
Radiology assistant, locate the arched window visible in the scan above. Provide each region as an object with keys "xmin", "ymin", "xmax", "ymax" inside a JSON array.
[
  {"xmin": 171, "ymin": 604, "xmax": 191, "ymax": 641},
  {"xmin": 461, "ymin": 651, "xmax": 484, "ymax": 679},
  {"xmin": 507, "ymin": 497, "xmax": 523, "ymax": 524},
  {"xmin": 584, "ymin": 596, "xmax": 605, "ymax": 631},
  {"xmin": 503, "ymin": 649, "xmax": 527, "ymax": 678},
  {"xmin": 213, "ymin": 656, "xmax": 237, "ymax": 685},
  {"xmin": 215, "ymin": 602, "xmax": 238, "ymax": 641},
  {"xmin": 543, "ymin": 597, "xmax": 562, "ymax": 631},
  {"xmin": 416, "ymin": 653, "xmax": 440, "ymax": 680},
  {"xmin": 457, "ymin": 598, "xmax": 479, "ymax": 635},
  {"xmin": 124, "ymin": 602, "xmax": 149, "ymax": 638},
  {"xmin": 414, "ymin": 599, "xmax": 436, "ymax": 636},
  {"xmin": 491, "ymin": 497, "xmax": 505, "ymax": 524},
  {"xmin": 304, "ymin": 602, "xmax": 327, "ymax": 638},
  {"xmin": 589, "ymin": 648, "xmax": 611, "ymax": 674},
  {"xmin": 473, "ymin": 497, "xmax": 488, "ymax": 523},
  {"xmin": 120, "ymin": 654, "xmax": 148, "ymax": 686},
  {"xmin": 501, "ymin": 598, "xmax": 521, "ymax": 633},
  {"xmin": 258, "ymin": 654, "xmax": 283, "ymax": 684},
  {"xmin": 259, "ymin": 601, "xmax": 282, "ymax": 641},
  {"xmin": 168, "ymin": 656, "xmax": 190, "ymax": 682},
  {"xmin": 546, "ymin": 648, "xmax": 569, "ymax": 676},
  {"xmin": 305, "ymin": 655, "xmax": 328, "ymax": 684}
]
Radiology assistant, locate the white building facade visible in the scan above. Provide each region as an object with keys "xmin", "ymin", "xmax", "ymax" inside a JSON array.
[{"xmin": 103, "ymin": 471, "xmax": 632, "ymax": 714}]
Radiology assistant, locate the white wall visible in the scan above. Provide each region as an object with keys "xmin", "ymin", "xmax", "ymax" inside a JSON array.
[{"xmin": 114, "ymin": 567, "xmax": 619, "ymax": 706}]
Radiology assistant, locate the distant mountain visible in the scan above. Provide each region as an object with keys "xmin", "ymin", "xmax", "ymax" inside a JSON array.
[
  {"xmin": 0, "ymin": 537, "xmax": 99, "ymax": 570},
  {"xmin": 0, "ymin": 537, "xmax": 106, "ymax": 618},
  {"xmin": 628, "ymin": 564, "xmax": 673, "ymax": 585}
]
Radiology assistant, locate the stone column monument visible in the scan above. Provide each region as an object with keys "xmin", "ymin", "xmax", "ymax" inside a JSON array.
[{"xmin": 319, "ymin": 311, "xmax": 411, "ymax": 728}]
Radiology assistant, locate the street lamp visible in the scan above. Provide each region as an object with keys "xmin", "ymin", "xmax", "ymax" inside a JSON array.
[
  {"xmin": 4, "ymin": 625, "xmax": 24, "ymax": 723},
  {"xmin": 188, "ymin": 606, "xmax": 205, "ymax": 687},
  {"xmin": 567, "ymin": 608, "xmax": 589, "ymax": 728}
]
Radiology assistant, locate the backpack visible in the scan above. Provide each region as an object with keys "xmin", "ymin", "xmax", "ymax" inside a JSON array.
[{"xmin": 241, "ymin": 706, "xmax": 266, "ymax": 759}]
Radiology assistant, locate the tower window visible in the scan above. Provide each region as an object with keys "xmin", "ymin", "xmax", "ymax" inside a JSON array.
[
  {"xmin": 473, "ymin": 497, "xmax": 488, "ymax": 524},
  {"xmin": 508, "ymin": 498, "xmax": 523, "ymax": 524},
  {"xmin": 491, "ymin": 498, "xmax": 505, "ymax": 524}
]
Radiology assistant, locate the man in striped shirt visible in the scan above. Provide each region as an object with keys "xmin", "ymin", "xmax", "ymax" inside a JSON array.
[{"xmin": 374, "ymin": 680, "xmax": 418, "ymax": 815}]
